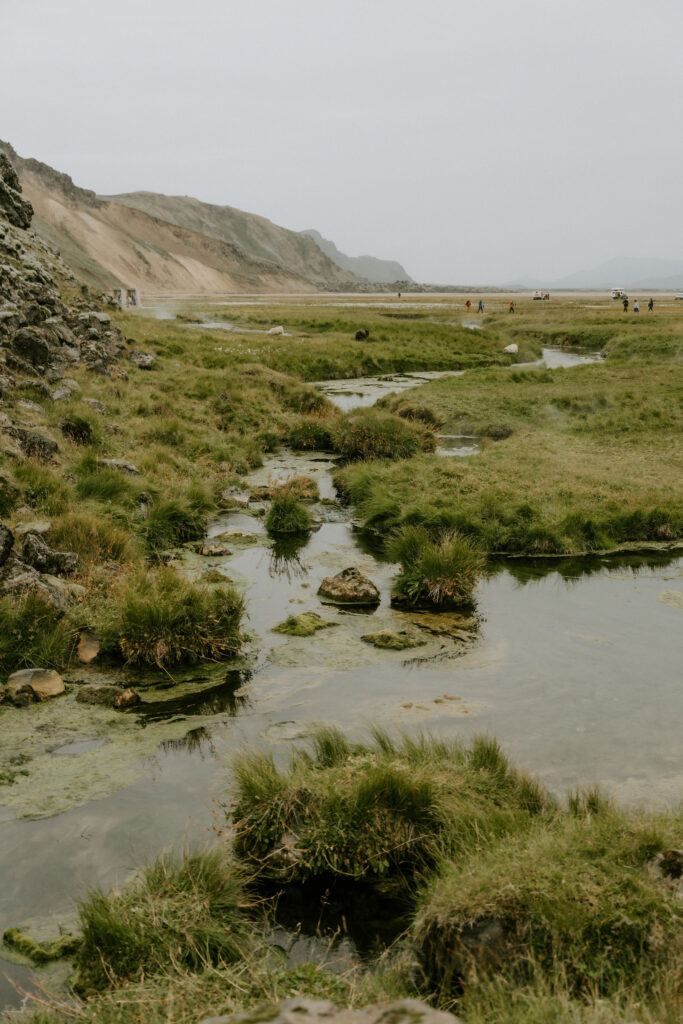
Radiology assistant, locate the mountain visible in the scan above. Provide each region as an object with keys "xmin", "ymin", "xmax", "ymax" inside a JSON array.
[
  {"xmin": 549, "ymin": 257, "xmax": 683, "ymax": 290},
  {"xmin": 301, "ymin": 229, "xmax": 412, "ymax": 284},
  {"xmin": 0, "ymin": 141, "xmax": 359, "ymax": 294}
]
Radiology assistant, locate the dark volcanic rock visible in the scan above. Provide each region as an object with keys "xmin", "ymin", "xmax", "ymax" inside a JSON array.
[
  {"xmin": 5, "ymin": 426, "xmax": 58, "ymax": 461},
  {"xmin": 0, "ymin": 523, "xmax": 14, "ymax": 565}
]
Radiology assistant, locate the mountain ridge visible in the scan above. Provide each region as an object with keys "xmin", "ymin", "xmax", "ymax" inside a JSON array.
[{"xmin": 301, "ymin": 228, "xmax": 412, "ymax": 284}]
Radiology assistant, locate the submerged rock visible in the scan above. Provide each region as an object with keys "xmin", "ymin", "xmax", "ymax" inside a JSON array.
[
  {"xmin": 199, "ymin": 998, "xmax": 463, "ymax": 1024},
  {"xmin": 273, "ymin": 612, "xmax": 337, "ymax": 637},
  {"xmin": 7, "ymin": 668, "xmax": 65, "ymax": 703},
  {"xmin": 361, "ymin": 630, "xmax": 426, "ymax": 650},
  {"xmin": 199, "ymin": 541, "xmax": 232, "ymax": 557},
  {"xmin": 76, "ymin": 684, "xmax": 140, "ymax": 709},
  {"xmin": 317, "ymin": 567, "xmax": 380, "ymax": 607}
]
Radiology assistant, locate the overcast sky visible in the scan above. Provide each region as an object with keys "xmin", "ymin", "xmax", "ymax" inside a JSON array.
[{"xmin": 3, "ymin": 0, "xmax": 682, "ymax": 283}]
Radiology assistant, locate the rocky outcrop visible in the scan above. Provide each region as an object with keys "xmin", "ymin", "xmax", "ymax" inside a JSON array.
[
  {"xmin": 20, "ymin": 531, "xmax": 78, "ymax": 576},
  {"xmin": 0, "ymin": 154, "xmax": 33, "ymax": 229},
  {"xmin": 199, "ymin": 999, "xmax": 462, "ymax": 1024},
  {"xmin": 317, "ymin": 567, "xmax": 380, "ymax": 606}
]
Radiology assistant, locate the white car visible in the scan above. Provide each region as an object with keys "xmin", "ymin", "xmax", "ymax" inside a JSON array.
[
  {"xmin": 610, "ymin": 289, "xmax": 627, "ymax": 299},
  {"xmin": 675, "ymin": 291, "xmax": 683, "ymax": 300}
]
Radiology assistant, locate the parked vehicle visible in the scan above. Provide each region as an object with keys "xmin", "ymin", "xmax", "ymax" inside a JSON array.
[
  {"xmin": 532, "ymin": 291, "xmax": 550, "ymax": 300},
  {"xmin": 675, "ymin": 291, "xmax": 683, "ymax": 300},
  {"xmin": 610, "ymin": 289, "xmax": 627, "ymax": 299}
]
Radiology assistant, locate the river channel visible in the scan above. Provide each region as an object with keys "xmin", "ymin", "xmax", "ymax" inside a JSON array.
[{"xmin": 0, "ymin": 352, "xmax": 681, "ymax": 1009}]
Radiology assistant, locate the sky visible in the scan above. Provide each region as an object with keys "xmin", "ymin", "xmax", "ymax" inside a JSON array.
[{"xmin": 2, "ymin": 0, "xmax": 682, "ymax": 283}]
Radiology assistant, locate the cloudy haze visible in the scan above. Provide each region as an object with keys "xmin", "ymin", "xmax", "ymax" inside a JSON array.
[{"xmin": 3, "ymin": 0, "xmax": 682, "ymax": 283}]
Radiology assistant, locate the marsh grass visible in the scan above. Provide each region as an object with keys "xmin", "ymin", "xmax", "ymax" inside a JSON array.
[
  {"xmin": 0, "ymin": 591, "xmax": 73, "ymax": 681},
  {"xmin": 230, "ymin": 729, "xmax": 551, "ymax": 888},
  {"xmin": 388, "ymin": 526, "xmax": 484, "ymax": 608},
  {"xmin": 48, "ymin": 512, "xmax": 138, "ymax": 566},
  {"xmin": 91, "ymin": 568, "xmax": 244, "ymax": 667},
  {"xmin": 288, "ymin": 416, "xmax": 337, "ymax": 451},
  {"xmin": 74, "ymin": 849, "xmax": 250, "ymax": 994},
  {"xmin": 334, "ymin": 410, "xmax": 436, "ymax": 461},
  {"xmin": 264, "ymin": 495, "xmax": 312, "ymax": 535},
  {"xmin": 413, "ymin": 804, "xmax": 683, "ymax": 1002}
]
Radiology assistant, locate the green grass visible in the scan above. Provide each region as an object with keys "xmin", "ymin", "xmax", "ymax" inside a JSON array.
[
  {"xmin": 89, "ymin": 567, "xmax": 245, "ymax": 668},
  {"xmin": 74, "ymin": 849, "xmax": 250, "ymax": 994},
  {"xmin": 333, "ymin": 409, "xmax": 436, "ymax": 461},
  {"xmin": 264, "ymin": 495, "xmax": 312, "ymax": 535},
  {"xmin": 413, "ymin": 802, "xmax": 683, "ymax": 1002},
  {"xmin": 230, "ymin": 728, "xmax": 551, "ymax": 888},
  {"xmin": 0, "ymin": 591, "xmax": 73, "ymax": 682},
  {"xmin": 387, "ymin": 525, "xmax": 485, "ymax": 608}
]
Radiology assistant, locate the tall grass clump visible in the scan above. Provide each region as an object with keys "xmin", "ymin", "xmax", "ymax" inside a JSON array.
[
  {"xmin": 144, "ymin": 495, "xmax": 210, "ymax": 551},
  {"xmin": 265, "ymin": 495, "xmax": 312, "ymax": 535},
  {"xmin": 0, "ymin": 592, "xmax": 73, "ymax": 681},
  {"xmin": 333, "ymin": 410, "xmax": 436, "ymax": 461},
  {"xmin": 48, "ymin": 512, "xmax": 138, "ymax": 566},
  {"xmin": 413, "ymin": 805, "xmax": 683, "ymax": 1002},
  {"xmin": 230, "ymin": 728, "xmax": 551, "ymax": 889},
  {"xmin": 74, "ymin": 849, "xmax": 250, "ymax": 994},
  {"xmin": 92, "ymin": 568, "xmax": 244, "ymax": 667},
  {"xmin": 388, "ymin": 526, "xmax": 484, "ymax": 608},
  {"xmin": 13, "ymin": 462, "xmax": 71, "ymax": 515},
  {"xmin": 287, "ymin": 417, "xmax": 336, "ymax": 451}
]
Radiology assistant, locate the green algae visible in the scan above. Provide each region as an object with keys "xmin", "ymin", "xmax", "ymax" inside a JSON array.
[
  {"xmin": 273, "ymin": 612, "xmax": 337, "ymax": 637},
  {"xmin": 361, "ymin": 630, "xmax": 427, "ymax": 650},
  {"xmin": 3, "ymin": 927, "xmax": 82, "ymax": 964}
]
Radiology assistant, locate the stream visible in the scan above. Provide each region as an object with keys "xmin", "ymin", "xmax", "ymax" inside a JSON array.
[{"xmin": 0, "ymin": 351, "xmax": 681, "ymax": 1010}]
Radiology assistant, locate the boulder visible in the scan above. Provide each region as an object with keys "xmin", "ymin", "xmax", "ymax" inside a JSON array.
[
  {"xmin": 503, "ymin": 343, "xmax": 519, "ymax": 354},
  {"xmin": 77, "ymin": 630, "xmax": 100, "ymax": 664},
  {"xmin": 114, "ymin": 688, "xmax": 141, "ymax": 709},
  {"xmin": 85, "ymin": 398, "xmax": 107, "ymax": 414},
  {"xmin": 0, "ymin": 556, "xmax": 71, "ymax": 611},
  {"xmin": 0, "ymin": 473, "xmax": 20, "ymax": 517},
  {"xmin": 317, "ymin": 567, "xmax": 380, "ymax": 607},
  {"xmin": 7, "ymin": 668, "xmax": 65, "ymax": 703},
  {"xmin": 128, "ymin": 350, "xmax": 155, "ymax": 369},
  {"xmin": 20, "ymin": 531, "xmax": 78, "ymax": 576},
  {"xmin": 199, "ymin": 541, "xmax": 232, "ymax": 557},
  {"xmin": 11, "ymin": 327, "xmax": 53, "ymax": 371},
  {"xmin": 267, "ymin": 325, "xmax": 285, "ymax": 335},
  {"xmin": 0, "ymin": 153, "xmax": 33, "ymax": 229},
  {"xmin": 4, "ymin": 425, "xmax": 58, "ymax": 461},
  {"xmin": 199, "ymin": 999, "xmax": 463, "ymax": 1024}
]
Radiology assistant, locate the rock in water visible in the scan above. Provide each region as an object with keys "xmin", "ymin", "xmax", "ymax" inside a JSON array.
[
  {"xmin": 317, "ymin": 567, "xmax": 380, "ymax": 606},
  {"xmin": 7, "ymin": 668, "xmax": 65, "ymax": 702},
  {"xmin": 198, "ymin": 998, "xmax": 464, "ymax": 1024},
  {"xmin": 273, "ymin": 612, "xmax": 337, "ymax": 636},
  {"xmin": 361, "ymin": 630, "xmax": 426, "ymax": 650},
  {"xmin": 198, "ymin": 541, "xmax": 232, "ymax": 557}
]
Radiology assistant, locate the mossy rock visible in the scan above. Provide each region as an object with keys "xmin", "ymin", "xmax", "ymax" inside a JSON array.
[
  {"xmin": 273, "ymin": 612, "xmax": 337, "ymax": 637},
  {"xmin": 361, "ymin": 630, "xmax": 426, "ymax": 650}
]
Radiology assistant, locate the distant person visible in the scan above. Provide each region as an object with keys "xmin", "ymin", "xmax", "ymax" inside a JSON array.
[
  {"xmin": 622, "ymin": 297, "xmax": 629, "ymax": 311},
  {"xmin": 465, "ymin": 299, "xmax": 471, "ymax": 311},
  {"xmin": 648, "ymin": 297, "xmax": 654, "ymax": 312},
  {"xmin": 633, "ymin": 299, "xmax": 640, "ymax": 313},
  {"xmin": 398, "ymin": 291, "xmax": 401, "ymax": 299},
  {"xmin": 509, "ymin": 300, "xmax": 515, "ymax": 313},
  {"xmin": 478, "ymin": 299, "xmax": 484, "ymax": 313}
]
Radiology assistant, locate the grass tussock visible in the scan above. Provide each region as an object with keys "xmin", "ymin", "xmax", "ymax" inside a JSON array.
[
  {"xmin": 288, "ymin": 416, "xmax": 337, "ymax": 451},
  {"xmin": 230, "ymin": 729, "xmax": 551, "ymax": 887},
  {"xmin": 413, "ymin": 803, "xmax": 683, "ymax": 1002},
  {"xmin": 91, "ymin": 567, "xmax": 244, "ymax": 667},
  {"xmin": 388, "ymin": 526, "xmax": 485, "ymax": 608},
  {"xmin": 48, "ymin": 512, "xmax": 138, "ymax": 566},
  {"xmin": 74, "ymin": 849, "xmax": 250, "ymax": 994},
  {"xmin": 0, "ymin": 591, "xmax": 73, "ymax": 682},
  {"xmin": 144, "ymin": 491, "xmax": 212, "ymax": 551},
  {"xmin": 334, "ymin": 410, "xmax": 436, "ymax": 461},
  {"xmin": 265, "ymin": 495, "xmax": 312, "ymax": 535}
]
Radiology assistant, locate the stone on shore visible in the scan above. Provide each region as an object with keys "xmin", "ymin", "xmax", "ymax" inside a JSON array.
[{"xmin": 7, "ymin": 668, "xmax": 65, "ymax": 703}]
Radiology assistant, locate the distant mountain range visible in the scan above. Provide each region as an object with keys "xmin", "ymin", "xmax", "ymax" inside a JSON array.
[
  {"xmin": 0, "ymin": 141, "xmax": 408, "ymax": 294},
  {"xmin": 301, "ymin": 229, "xmax": 412, "ymax": 284},
  {"xmin": 513, "ymin": 257, "xmax": 683, "ymax": 291}
]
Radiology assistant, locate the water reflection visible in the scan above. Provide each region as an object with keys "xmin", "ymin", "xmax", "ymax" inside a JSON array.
[
  {"xmin": 269, "ymin": 534, "xmax": 311, "ymax": 581},
  {"xmin": 136, "ymin": 669, "xmax": 252, "ymax": 723},
  {"xmin": 490, "ymin": 550, "xmax": 681, "ymax": 585},
  {"xmin": 159, "ymin": 727, "xmax": 215, "ymax": 757}
]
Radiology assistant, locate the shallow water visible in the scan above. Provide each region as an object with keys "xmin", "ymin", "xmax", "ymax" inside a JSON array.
[
  {"xmin": 315, "ymin": 370, "xmax": 465, "ymax": 413},
  {"xmin": 542, "ymin": 347, "xmax": 604, "ymax": 368},
  {"xmin": 1, "ymin": 358, "xmax": 681, "ymax": 1008}
]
